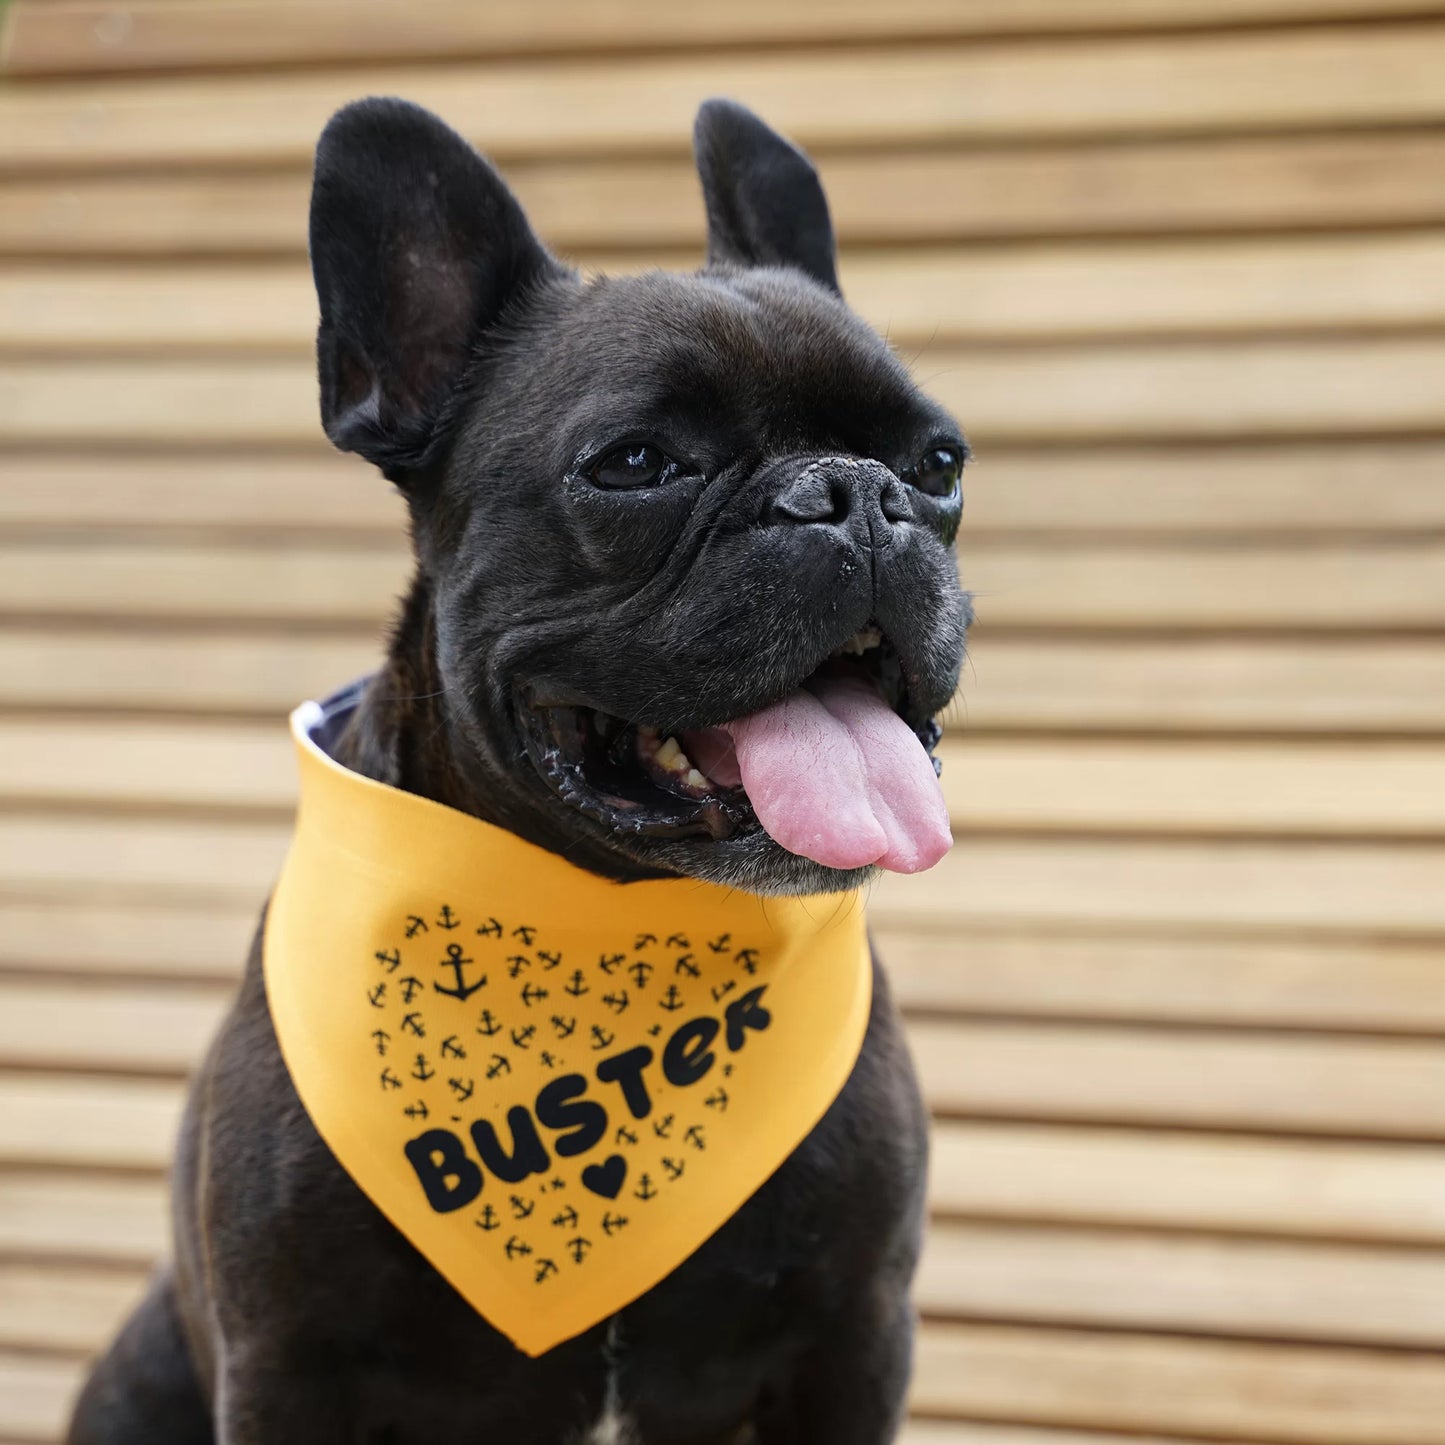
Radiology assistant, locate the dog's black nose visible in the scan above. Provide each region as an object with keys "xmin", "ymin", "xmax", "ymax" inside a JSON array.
[{"xmin": 771, "ymin": 457, "xmax": 914, "ymax": 533}]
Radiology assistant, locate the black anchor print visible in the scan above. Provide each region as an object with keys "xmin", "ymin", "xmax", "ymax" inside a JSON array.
[{"xmin": 435, "ymin": 944, "xmax": 485, "ymax": 1001}]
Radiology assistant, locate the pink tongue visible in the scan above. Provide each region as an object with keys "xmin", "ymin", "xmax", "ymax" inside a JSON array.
[{"xmin": 716, "ymin": 676, "xmax": 952, "ymax": 873}]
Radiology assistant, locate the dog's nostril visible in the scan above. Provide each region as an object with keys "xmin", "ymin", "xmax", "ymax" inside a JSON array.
[
  {"xmin": 879, "ymin": 477, "xmax": 914, "ymax": 524},
  {"xmin": 772, "ymin": 469, "xmax": 848, "ymax": 525}
]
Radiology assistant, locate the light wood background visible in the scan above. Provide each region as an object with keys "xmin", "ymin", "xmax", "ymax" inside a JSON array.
[{"xmin": 2, "ymin": 2, "xmax": 1445, "ymax": 1441}]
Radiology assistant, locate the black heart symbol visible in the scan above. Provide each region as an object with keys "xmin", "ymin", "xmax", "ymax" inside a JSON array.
[{"xmin": 581, "ymin": 1154, "xmax": 627, "ymax": 1199}]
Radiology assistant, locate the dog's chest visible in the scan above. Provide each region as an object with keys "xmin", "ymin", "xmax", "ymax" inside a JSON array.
[{"xmin": 581, "ymin": 1403, "xmax": 637, "ymax": 1444}]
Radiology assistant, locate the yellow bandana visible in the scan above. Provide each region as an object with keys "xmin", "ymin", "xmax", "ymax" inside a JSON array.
[{"xmin": 264, "ymin": 687, "xmax": 872, "ymax": 1357}]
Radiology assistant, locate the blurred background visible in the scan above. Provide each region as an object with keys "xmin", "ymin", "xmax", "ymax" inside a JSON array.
[{"xmin": 3, "ymin": 1, "xmax": 1445, "ymax": 1441}]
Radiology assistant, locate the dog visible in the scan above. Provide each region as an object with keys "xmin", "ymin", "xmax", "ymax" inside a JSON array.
[{"xmin": 68, "ymin": 96, "xmax": 970, "ymax": 1445}]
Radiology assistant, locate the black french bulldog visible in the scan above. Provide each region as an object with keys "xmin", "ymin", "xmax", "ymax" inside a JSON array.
[{"xmin": 69, "ymin": 96, "xmax": 969, "ymax": 1444}]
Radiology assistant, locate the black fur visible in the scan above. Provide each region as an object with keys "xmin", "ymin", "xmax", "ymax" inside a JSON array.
[
  {"xmin": 693, "ymin": 98, "xmax": 840, "ymax": 293},
  {"xmin": 70, "ymin": 97, "xmax": 968, "ymax": 1445}
]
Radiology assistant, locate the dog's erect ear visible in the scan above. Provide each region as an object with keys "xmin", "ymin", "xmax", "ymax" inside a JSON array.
[
  {"xmin": 692, "ymin": 98, "xmax": 839, "ymax": 294},
  {"xmin": 309, "ymin": 97, "xmax": 561, "ymax": 479}
]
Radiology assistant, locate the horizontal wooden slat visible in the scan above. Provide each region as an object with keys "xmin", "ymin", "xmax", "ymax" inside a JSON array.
[
  {"xmin": 911, "ymin": 1020, "xmax": 1445, "ymax": 1138},
  {"xmin": 11, "ymin": 1121, "xmax": 1445, "ymax": 1266},
  {"xmin": 0, "ymin": 1172, "xmax": 167, "ymax": 1262},
  {"xmin": 0, "ymin": 898, "xmax": 255, "ymax": 979},
  {"xmin": 0, "ymin": 539, "xmax": 409, "ymax": 624},
  {"xmin": 932, "ymin": 1123, "xmax": 1445, "ymax": 1243},
  {"xmin": 0, "ymin": 358, "xmax": 319, "ymax": 446},
  {"xmin": 5, "ymin": 819, "xmax": 1441, "ymax": 934},
  {"xmin": 7, "ymin": 132, "xmax": 1445, "ymax": 257},
  {"xmin": 9, "ymin": 1222, "xmax": 1445, "ymax": 1366},
  {"xmin": 0, "ymin": 1262, "xmax": 143, "ymax": 1356},
  {"xmin": 12, "ymin": 1198, "xmax": 1445, "ymax": 1401},
  {"xmin": 8, "ymin": 719, "xmax": 1445, "ymax": 837},
  {"xmin": 0, "ymin": 1073, "xmax": 182, "ymax": 1169},
  {"xmin": 9, "ymin": 889, "xmax": 1445, "ymax": 1037},
  {"xmin": 0, "ymin": 718, "xmax": 297, "ymax": 810},
  {"xmin": 0, "ymin": 453, "xmax": 397, "ymax": 531},
  {"xmin": 0, "ymin": 631, "xmax": 1423, "ymax": 749},
  {"xmin": 8, "ymin": 443, "xmax": 1445, "ymax": 535},
  {"xmin": 0, "ymin": 978, "xmax": 228, "ymax": 1074},
  {"xmin": 7, "ymin": 982, "xmax": 1445, "ymax": 1139},
  {"xmin": 4, "ymin": 629, "xmax": 1444, "ymax": 735},
  {"xmin": 898, "ymin": 1427, "xmax": 1246, "ymax": 1445},
  {"xmin": 0, "ymin": 629, "xmax": 380, "ymax": 716},
  {"xmin": 963, "ymin": 539, "xmax": 1445, "ymax": 629},
  {"xmin": 8, "ymin": 534, "xmax": 1445, "ymax": 629},
  {"xmin": 0, "ymin": 263, "xmax": 326, "ymax": 353},
  {"xmin": 913, "ymin": 1323, "xmax": 1445, "ymax": 1443},
  {"xmin": 0, "ymin": 814, "xmax": 290, "ymax": 904},
  {"xmin": 932, "ymin": 337, "xmax": 1445, "ymax": 441},
  {"xmin": 887, "ymin": 931, "xmax": 1445, "ymax": 1032},
  {"xmin": 953, "ymin": 636, "xmax": 1445, "ymax": 734},
  {"xmin": 8, "ymin": 337, "xmax": 1445, "ymax": 447},
  {"xmin": 10, "ymin": 235, "xmax": 1445, "ymax": 349},
  {"xmin": 865, "ymin": 232, "xmax": 1445, "ymax": 340},
  {"xmin": 919, "ymin": 1222, "xmax": 1445, "ymax": 1348},
  {"xmin": 9, "ymin": 0, "xmax": 1444, "ymax": 77},
  {"xmin": 0, "ymin": 1350, "xmax": 82, "ymax": 1444},
  {"xmin": 19, "ymin": 1329, "xmax": 1428, "ymax": 1445},
  {"xmin": 6, "ymin": 26, "xmax": 1445, "ymax": 172},
  {"xmin": 941, "ymin": 738, "xmax": 1445, "ymax": 835},
  {"xmin": 963, "ymin": 441, "xmax": 1445, "ymax": 534}
]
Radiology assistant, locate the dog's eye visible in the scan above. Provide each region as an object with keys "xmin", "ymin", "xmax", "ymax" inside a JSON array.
[
  {"xmin": 589, "ymin": 443, "xmax": 674, "ymax": 490},
  {"xmin": 905, "ymin": 446, "xmax": 964, "ymax": 498}
]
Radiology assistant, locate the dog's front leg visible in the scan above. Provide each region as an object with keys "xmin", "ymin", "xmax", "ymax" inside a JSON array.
[
  {"xmin": 213, "ymin": 1364, "xmax": 357, "ymax": 1445},
  {"xmin": 758, "ymin": 1295, "xmax": 915, "ymax": 1445}
]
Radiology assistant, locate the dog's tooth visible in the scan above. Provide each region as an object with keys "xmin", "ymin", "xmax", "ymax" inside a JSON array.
[
  {"xmin": 837, "ymin": 626, "xmax": 883, "ymax": 657},
  {"xmin": 656, "ymin": 736, "xmax": 688, "ymax": 774},
  {"xmin": 684, "ymin": 767, "xmax": 709, "ymax": 790}
]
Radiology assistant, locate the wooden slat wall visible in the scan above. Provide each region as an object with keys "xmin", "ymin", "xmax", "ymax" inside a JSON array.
[{"xmin": 2, "ymin": 3, "xmax": 1444, "ymax": 1442}]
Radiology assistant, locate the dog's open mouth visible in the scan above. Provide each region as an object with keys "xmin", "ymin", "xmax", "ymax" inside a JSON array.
[{"xmin": 518, "ymin": 628, "xmax": 950, "ymax": 873}]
